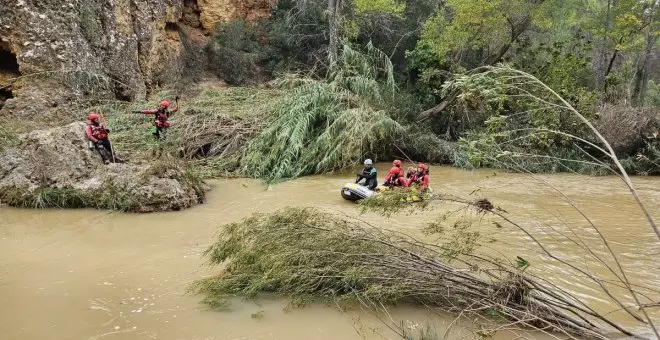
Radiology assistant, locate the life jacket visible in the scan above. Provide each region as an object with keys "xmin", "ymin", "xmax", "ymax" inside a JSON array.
[
  {"xmin": 410, "ymin": 171, "xmax": 425, "ymax": 184},
  {"xmin": 386, "ymin": 173, "xmax": 404, "ymax": 186},
  {"xmin": 384, "ymin": 166, "xmax": 400, "ymax": 182},
  {"xmin": 154, "ymin": 108, "xmax": 171, "ymax": 128},
  {"xmin": 409, "ymin": 171, "xmax": 429, "ymax": 190},
  {"xmin": 361, "ymin": 167, "xmax": 375, "ymax": 177},
  {"xmin": 87, "ymin": 122, "xmax": 108, "ymax": 140}
]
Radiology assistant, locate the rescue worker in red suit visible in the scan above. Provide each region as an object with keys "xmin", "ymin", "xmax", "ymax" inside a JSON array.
[
  {"xmin": 383, "ymin": 160, "xmax": 408, "ymax": 187},
  {"xmin": 133, "ymin": 97, "xmax": 179, "ymax": 139},
  {"xmin": 85, "ymin": 113, "xmax": 115, "ymax": 164},
  {"xmin": 405, "ymin": 166, "xmax": 416, "ymax": 181},
  {"xmin": 407, "ymin": 163, "xmax": 430, "ymax": 194}
]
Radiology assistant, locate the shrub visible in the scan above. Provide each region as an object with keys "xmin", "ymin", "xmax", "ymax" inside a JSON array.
[{"xmin": 206, "ymin": 20, "xmax": 273, "ymax": 85}]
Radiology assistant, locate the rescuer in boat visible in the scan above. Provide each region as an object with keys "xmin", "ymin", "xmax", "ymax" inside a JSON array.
[
  {"xmin": 407, "ymin": 163, "xmax": 430, "ymax": 194},
  {"xmin": 133, "ymin": 97, "xmax": 179, "ymax": 140},
  {"xmin": 383, "ymin": 160, "xmax": 408, "ymax": 187},
  {"xmin": 406, "ymin": 166, "xmax": 416, "ymax": 180},
  {"xmin": 355, "ymin": 159, "xmax": 378, "ymax": 190},
  {"xmin": 85, "ymin": 112, "xmax": 117, "ymax": 164}
]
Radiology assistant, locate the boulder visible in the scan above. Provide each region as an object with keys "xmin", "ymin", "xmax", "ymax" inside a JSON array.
[{"xmin": 0, "ymin": 122, "xmax": 205, "ymax": 212}]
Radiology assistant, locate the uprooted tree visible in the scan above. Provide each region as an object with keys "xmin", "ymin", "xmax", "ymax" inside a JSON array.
[{"xmin": 194, "ymin": 194, "xmax": 658, "ymax": 339}]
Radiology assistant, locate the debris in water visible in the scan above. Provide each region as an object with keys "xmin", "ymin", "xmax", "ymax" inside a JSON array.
[
  {"xmin": 474, "ymin": 198, "xmax": 494, "ymax": 212},
  {"xmin": 114, "ymin": 326, "xmax": 120, "ymax": 330}
]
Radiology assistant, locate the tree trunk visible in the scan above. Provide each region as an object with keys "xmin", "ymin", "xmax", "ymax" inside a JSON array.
[
  {"xmin": 635, "ymin": 0, "xmax": 657, "ymax": 105},
  {"xmin": 417, "ymin": 91, "xmax": 459, "ymax": 122},
  {"xmin": 603, "ymin": 48, "xmax": 618, "ymax": 92},
  {"xmin": 327, "ymin": 0, "xmax": 339, "ymax": 65},
  {"xmin": 598, "ymin": 0, "xmax": 614, "ymax": 87},
  {"xmin": 487, "ymin": 16, "xmax": 532, "ymax": 65}
]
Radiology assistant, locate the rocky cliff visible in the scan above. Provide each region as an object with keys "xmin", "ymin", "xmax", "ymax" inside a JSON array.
[{"xmin": 0, "ymin": 0, "xmax": 275, "ymax": 116}]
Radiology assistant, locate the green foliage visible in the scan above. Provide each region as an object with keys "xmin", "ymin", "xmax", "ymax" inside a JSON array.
[
  {"xmin": 264, "ymin": 0, "xmax": 330, "ymax": 74},
  {"xmin": 443, "ymin": 67, "xmax": 617, "ymax": 175},
  {"xmin": 415, "ymin": 0, "xmax": 548, "ymax": 67},
  {"xmin": 0, "ymin": 185, "xmax": 140, "ymax": 211},
  {"xmin": 354, "ymin": 0, "xmax": 405, "ymax": 15},
  {"xmin": 206, "ymin": 20, "xmax": 272, "ymax": 85},
  {"xmin": 645, "ymin": 80, "xmax": 660, "ymax": 107},
  {"xmin": 193, "ymin": 207, "xmax": 616, "ymax": 337},
  {"xmin": 0, "ymin": 125, "xmax": 16, "ymax": 152},
  {"xmin": 587, "ymin": 0, "xmax": 649, "ymax": 52},
  {"xmin": 515, "ymin": 256, "xmax": 530, "ymax": 271},
  {"xmin": 357, "ymin": 188, "xmax": 431, "ymax": 217},
  {"xmin": 242, "ymin": 44, "xmax": 404, "ymax": 183},
  {"xmin": 510, "ymin": 34, "xmax": 598, "ymax": 114},
  {"xmin": 101, "ymin": 87, "xmax": 278, "ymax": 174},
  {"xmin": 621, "ymin": 139, "xmax": 660, "ymax": 176},
  {"xmin": 400, "ymin": 129, "xmax": 456, "ymax": 164},
  {"xmin": 193, "ymin": 207, "xmax": 490, "ymax": 309}
]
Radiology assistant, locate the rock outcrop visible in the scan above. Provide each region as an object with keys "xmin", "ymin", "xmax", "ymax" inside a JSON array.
[
  {"xmin": 0, "ymin": 0, "xmax": 275, "ymax": 116},
  {"xmin": 198, "ymin": 0, "xmax": 275, "ymax": 32},
  {"xmin": 0, "ymin": 122, "xmax": 205, "ymax": 212}
]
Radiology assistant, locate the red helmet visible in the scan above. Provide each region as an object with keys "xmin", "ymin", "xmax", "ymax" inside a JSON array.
[
  {"xmin": 159, "ymin": 100, "xmax": 170, "ymax": 108},
  {"xmin": 418, "ymin": 163, "xmax": 426, "ymax": 170},
  {"xmin": 393, "ymin": 160, "xmax": 402, "ymax": 167},
  {"xmin": 88, "ymin": 113, "xmax": 100, "ymax": 121}
]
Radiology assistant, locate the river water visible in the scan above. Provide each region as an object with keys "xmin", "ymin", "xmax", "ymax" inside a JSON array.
[{"xmin": 1, "ymin": 165, "xmax": 659, "ymax": 340}]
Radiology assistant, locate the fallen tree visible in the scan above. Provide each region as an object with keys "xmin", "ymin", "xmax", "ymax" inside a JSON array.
[{"xmin": 194, "ymin": 205, "xmax": 651, "ymax": 339}]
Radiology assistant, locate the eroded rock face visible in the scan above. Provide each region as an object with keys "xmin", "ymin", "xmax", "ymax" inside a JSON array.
[
  {"xmin": 0, "ymin": 0, "xmax": 185, "ymax": 115},
  {"xmin": 0, "ymin": 0, "xmax": 274, "ymax": 116},
  {"xmin": 198, "ymin": 0, "xmax": 274, "ymax": 32},
  {"xmin": 0, "ymin": 122, "xmax": 204, "ymax": 212}
]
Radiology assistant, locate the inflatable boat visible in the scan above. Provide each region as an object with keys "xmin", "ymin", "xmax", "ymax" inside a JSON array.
[
  {"xmin": 340, "ymin": 182, "xmax": 379, "ymax": 201},
  {"xmin": 340, "ymin": 182, "xmax": 428, "ymax": 202}
]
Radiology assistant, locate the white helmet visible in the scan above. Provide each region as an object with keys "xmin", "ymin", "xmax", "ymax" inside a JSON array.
[{"xmin": 364, "ymin": 159, "xmax": 373, "ymax": 165}]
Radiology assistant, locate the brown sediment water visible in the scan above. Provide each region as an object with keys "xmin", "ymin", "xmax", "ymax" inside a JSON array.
[{"xmin": 1, "ymin": 165, "xmax": 658, "ymax": 339}]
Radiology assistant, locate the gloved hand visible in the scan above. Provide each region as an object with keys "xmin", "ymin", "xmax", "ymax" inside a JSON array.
[
  {"xmin": 88, "ymin": 141, "xmax": 95, "ymax": 150},
  {"xmin": 105, "ymin": 128, "xmax": 110, "ymax": 133},
  {"xmin": 132, "ymin": 110, "xmax": 142, "ymax": 113}
]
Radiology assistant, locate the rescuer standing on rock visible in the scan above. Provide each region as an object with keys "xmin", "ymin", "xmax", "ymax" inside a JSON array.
[
  {"xmin": 133, "ymin": 96, "xmax": 179, "ymax": 140},
  {"xmin": 85, "ymin": 112, "xmax": 117, "ymax": 164}
]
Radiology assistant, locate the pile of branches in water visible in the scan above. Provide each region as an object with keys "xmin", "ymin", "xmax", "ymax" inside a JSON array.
[
  {"xmin": 171, "ymin": 108, "xmax": 261, "ymax": 161},
  {"xmin": 195, "ymin": 207, "xmax": 630, "ymax": 339}
]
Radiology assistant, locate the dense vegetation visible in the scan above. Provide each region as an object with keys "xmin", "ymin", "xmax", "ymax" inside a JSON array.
[
  {"xmin": 206, "ymin": 0, "xmax": 659, "ymax": 182},
  {"xmin": 0, "ymin": 0, "xmax": 657, "ymax": 206}
]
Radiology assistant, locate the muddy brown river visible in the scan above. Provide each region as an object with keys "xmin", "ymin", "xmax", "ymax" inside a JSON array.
[{"xmin": 1, "ymin": 166, "xmax": 659, "ymax": 340}]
